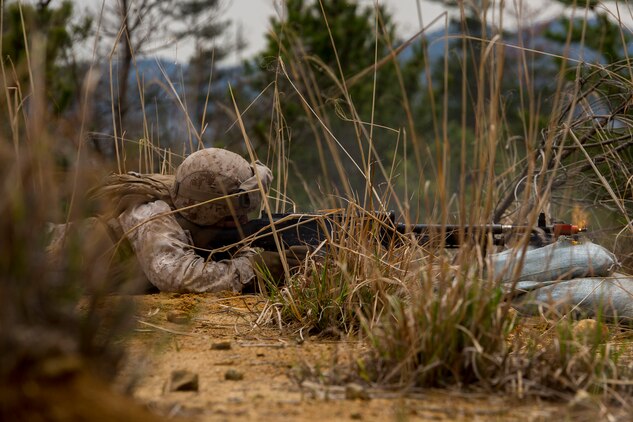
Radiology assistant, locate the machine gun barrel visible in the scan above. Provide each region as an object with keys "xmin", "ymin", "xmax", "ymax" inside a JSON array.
[
  {"xmin": 395, "ymin": 218, "xmax": 585, "ymax": 248},
  {"xmin": 200, "ymin": 211, "xmax": 586, "ymax": 253}
]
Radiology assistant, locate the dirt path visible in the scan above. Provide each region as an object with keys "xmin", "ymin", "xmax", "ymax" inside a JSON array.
[{"xmin": 119, "ymin": 293, "xmax": 619, "ymax": 421}]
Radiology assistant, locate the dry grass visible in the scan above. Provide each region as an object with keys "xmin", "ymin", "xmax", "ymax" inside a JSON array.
[
  {"xmin": 2, "ymin": 0, "xmax": 633, "ymax": 417},
  {"xmin": 0, "ymin": 23, "xmax": 162, "ymax": 422},
  {"xmin": 253, "ymin": 0, "xmax": 633, "ymax": 403}
]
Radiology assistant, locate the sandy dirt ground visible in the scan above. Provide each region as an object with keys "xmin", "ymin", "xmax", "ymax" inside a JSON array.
[{"xmin": 118, "ymin": 293, "xmax": 627, "ymax": 422}]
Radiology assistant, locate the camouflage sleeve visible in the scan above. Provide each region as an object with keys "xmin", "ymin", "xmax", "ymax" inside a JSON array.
[{"xmin": 118, "ymin": 200, "xmax": 256, "ymax": 293}]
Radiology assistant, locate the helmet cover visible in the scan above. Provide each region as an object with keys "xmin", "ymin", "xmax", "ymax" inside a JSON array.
[{"xmin": 170, "ymin": 148, "xmax": 272, "ymax": 226}]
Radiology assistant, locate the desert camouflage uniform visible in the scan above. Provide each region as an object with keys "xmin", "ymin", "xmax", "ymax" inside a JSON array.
[
  {"xmin": 117, "ymin": 199, "xmax": 255, "ymax": 293},
  {"xmin": 49, "ymin": 148, "xmax": 272, "ymax": 294},
  {"xmin": 116, "ymin": 148, "xmax": 271, "ymax": 293}
]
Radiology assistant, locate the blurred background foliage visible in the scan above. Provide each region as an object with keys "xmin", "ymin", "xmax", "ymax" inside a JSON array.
[
  {"xmin": 1, "ymin": 0, "xmax": 91, "ymax": 116},
  {"xmin": 0, "ymin": 0, "xmax": 631, "ymax": 224}
]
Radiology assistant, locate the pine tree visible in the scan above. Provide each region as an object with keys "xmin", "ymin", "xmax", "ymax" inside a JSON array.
[
  {"xmin": 248, "ymin": 0, "xmax": 426, "ymax": 205},
  {"xmin": 1, "ymin": 0, "xmax": 91, "ymax": 114}
]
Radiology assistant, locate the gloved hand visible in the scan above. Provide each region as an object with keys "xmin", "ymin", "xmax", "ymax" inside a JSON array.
[{"xmin": 248, "ymin": 245, "xmax": 311, "ymax": 284}]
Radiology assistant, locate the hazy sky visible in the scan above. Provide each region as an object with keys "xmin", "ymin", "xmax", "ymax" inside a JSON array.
[
  {"xmin": 201, "ymin": 0, "xmax": 568, "ymax": 65},
  {"xmin": 79, "ymin": 0, "xmax": 632, "ymax": 65},
  {"xmin": 220, "ymin": 0, "xmax": 448, "ymax": 64}
]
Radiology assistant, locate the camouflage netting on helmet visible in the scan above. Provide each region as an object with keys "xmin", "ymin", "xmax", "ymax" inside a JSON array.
[
  {"xmin": 90, "ymin": 172, "xmax": 175, "ymax": 217},
  {"xmin": 90, "ymin": 148, "xmax": 273, "ymax": 226}
]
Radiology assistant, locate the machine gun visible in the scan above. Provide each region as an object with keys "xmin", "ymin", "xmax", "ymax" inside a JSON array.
[{"xmin": 197, "ymin": 211, "xmax": 586, "ymax": 255}]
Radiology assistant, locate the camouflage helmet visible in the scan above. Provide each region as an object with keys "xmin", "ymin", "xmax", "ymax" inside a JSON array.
[{"xmin": 170, "ymin": 148, "xmax": 273, "ymax": 226}]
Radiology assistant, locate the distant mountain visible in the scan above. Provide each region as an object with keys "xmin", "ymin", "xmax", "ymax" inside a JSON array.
[{"xmin": 89, "ymin": 15, "xmax": 630, "ymax": 157}]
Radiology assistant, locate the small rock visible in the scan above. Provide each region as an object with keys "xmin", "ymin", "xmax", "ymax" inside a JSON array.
[
  {"xmin": 568, "ymin": 389, "xmax": 593, "ymax": 410},
  {"xmin": 167, "ymin": 370, "xmax": 199, "ymax": 392},
  {"xmin": 572, "ymin": 319, "xmax": 608, "ymax": 342},
  {"xmin": 300, "ymin": 381, "xmax": 325, "ymax": 400},
  {"xmin": 350, "ymin": 412, "xmax": 363, "ymax": 420},
  {"xmin": 256, "ymin": 352, "xmax": 265, "ymax": 357},
  {"xmin": 224, "ymin": 369, "xmax": 244, "ymax": 381},
  {"xmin": 211, "ymin": 341, "xmax": 232, "ymax": 350},
  {"xmin": 167, "ymin": 311, "xmax": 190, "ymax": 324},
  {"xmin": 345, "ymin": 383, "xmax": 370, "ymax": 400}
]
